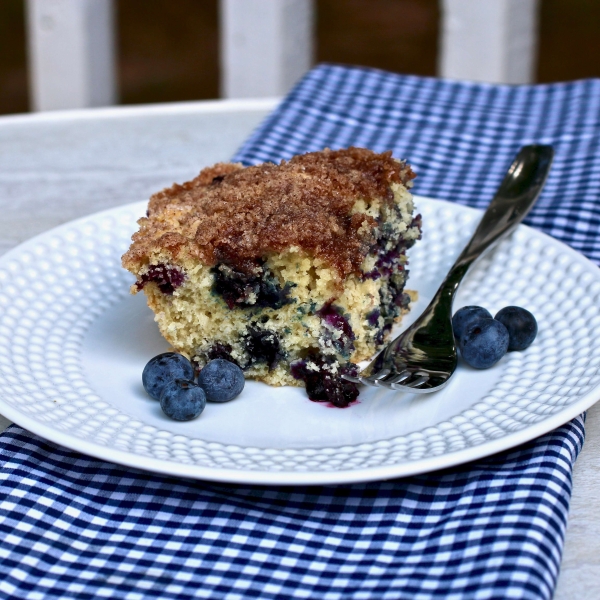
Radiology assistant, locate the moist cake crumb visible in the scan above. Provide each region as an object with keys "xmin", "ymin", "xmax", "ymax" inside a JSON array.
[{"xmin": 122, "ymin": 147, "xmax": 421, "ymax": 402}]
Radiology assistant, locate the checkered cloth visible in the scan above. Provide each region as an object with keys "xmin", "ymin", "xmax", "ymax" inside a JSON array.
[{"xmin": 1, "ymin": 64, "xmax": 599, "ymax": 599}]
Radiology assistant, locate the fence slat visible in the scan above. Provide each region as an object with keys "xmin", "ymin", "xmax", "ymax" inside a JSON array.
[
  {"xmin": 220, "ymin": 0, "xmax": 314, "ymax": 98},
  {"xmin": 440, "ymin": 0, "xmax": 540, "ymax": 84},
  {"xmin": 26, "ymin": 0, "xmax": 117, "ymax": 111}
]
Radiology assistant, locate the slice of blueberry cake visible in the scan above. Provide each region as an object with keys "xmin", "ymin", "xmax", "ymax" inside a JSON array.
[{"xmin": 122, "ymin": 147, "xmax": 421, "ymax": 406}]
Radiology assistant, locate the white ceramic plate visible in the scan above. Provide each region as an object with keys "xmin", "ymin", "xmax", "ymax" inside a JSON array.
[{"xmin": 1, "ymin": 197, "xmax": 599, "ymax": 485}]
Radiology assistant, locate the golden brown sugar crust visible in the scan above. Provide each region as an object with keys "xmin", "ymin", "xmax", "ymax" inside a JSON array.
[{"xmin": 122, "ymin": 147, "xmax": 415, "ymax": 278}]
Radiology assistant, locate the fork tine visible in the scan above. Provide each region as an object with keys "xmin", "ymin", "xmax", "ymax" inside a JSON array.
[
  {"xmin": 342, "ymin": 372, "xmax": 393, "ymax": 387},
  {"xmin": 357, "ymin": 368, "xmax": 392, "ymax": 387},
  {"xmin": 403, "ymin": 374, "xmax": 430, "ymax": 388},
  {"xmin": 370, "ymin": 368, "xmax": 391, "ymax": 381},
  {"xmin": 377, "ymin": 369, "xmax": 411, "ymax": 389}
]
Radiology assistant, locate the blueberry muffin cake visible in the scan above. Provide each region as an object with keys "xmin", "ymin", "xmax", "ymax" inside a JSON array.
[{"xmin": 122, "ymin": 147, "xmax": 421, "ymax": 406}]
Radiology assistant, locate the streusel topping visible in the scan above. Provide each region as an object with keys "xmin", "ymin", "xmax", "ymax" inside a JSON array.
[{"xmin": 122, "ymin": 147, "xmax": 415, "ymax": 278}]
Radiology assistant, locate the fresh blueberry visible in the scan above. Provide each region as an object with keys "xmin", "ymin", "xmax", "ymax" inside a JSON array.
[
  {"xmin": 159, "ymin": 379, "xmax": 206, "ymax": 421},
  {"xmin": 458, "ymin": 319, "xmax": 509, "ymax": 369},
  {"xmin": 198, "ymin": 358, "xmax": 245, "ymax": 403},
  {"xmin": 452, "ymin": 306, "xmax": 493, "ymax": 341},
  {"xmin": 142, "ymin": 352, "xmax": 195, "ymax": 401},
  {"xmin": 495, "ymin": 306, "xmax": 538, "ymax": 351}
]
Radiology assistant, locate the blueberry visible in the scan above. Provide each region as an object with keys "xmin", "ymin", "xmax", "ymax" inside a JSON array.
[
  {"xmin": 495, "ymin": 306, "xmax": 538, "ymax": 351},
  {"xmin": 212, "ymin": 262, "xmax": 294, "ymax": 310},
  {"xmin": 159, "ymin": 379, "xmax": 206, "ymax": 421},
  {"xmin": 290, "ymin": 353, "xmax": 359, "ymax": 407},
  {"xmin": 452, "ymin": 306, "xmax": 493, "ymax": 341},
  {"xmin": 136, "ymin": 263, "xmax": 186, "ymax": 295},
  {"xmin": 198, "ymin": 358, "xmax": 245, "ymax": 403},
  {"xmin": 142, "ymin": 352, "xmax": 195, "ymax": 401},
  {"xmin": 459, "ymin": 319, "xmax": 509, "ymax": 369},
  {"xmin": 316, "ymin": 302, "xmax": 355, "ymax": 355},
  {"xmin": 243, "ymin": 327, "xmax": 283, "ymax": 370},
  {"xmin": 206, "ymin": 342, "xmax": 239, "ymax": 366}
]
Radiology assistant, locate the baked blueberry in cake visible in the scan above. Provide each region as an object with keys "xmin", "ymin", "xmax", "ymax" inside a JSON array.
[{"xmin": 122, "ymin": 147, "xmax": 421, "ymax": 406}]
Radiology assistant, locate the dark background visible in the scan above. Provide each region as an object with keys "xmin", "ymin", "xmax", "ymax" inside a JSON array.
[{"xmin": 0, "ymin": 0, "xmax": 598, "ymax": 115}]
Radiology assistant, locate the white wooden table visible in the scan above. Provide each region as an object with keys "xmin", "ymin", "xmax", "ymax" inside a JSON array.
[{"xmin": 0, "ymin": 100, "xmax": 598, "ymax": 598}]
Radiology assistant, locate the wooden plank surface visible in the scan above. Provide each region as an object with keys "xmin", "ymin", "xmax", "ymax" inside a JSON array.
[{"xmin": 0, "ymin": 99, "xmax": 597, "ymax": 598}]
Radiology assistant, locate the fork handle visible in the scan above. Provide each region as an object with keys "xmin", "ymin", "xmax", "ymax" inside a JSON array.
[{"xmin": 438, "ymin": 145, "xmax": 554, "ymax": 300}]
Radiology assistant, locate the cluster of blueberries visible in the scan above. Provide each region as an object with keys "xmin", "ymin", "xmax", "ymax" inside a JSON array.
[
  {"xmin": 142, "ymin": 305, "xmax": 537, "ymax": 420},
  {"xmin": 452, "ymin": 305, "xmax": 538, "ymax": 369},
  {"xmin": 142, "ymin": 354, "xmax": 245, "ymax": 421}
]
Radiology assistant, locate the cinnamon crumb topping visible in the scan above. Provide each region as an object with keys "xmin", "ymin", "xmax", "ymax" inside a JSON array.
[{"xmin": 122, "ymin": 147, "xmax": 415, "ymax": 278}]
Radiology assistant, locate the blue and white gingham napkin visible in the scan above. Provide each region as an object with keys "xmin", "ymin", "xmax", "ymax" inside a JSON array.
[{"xmin": 2, "ymin": 64, "xmax": 600, "ymax": 599}]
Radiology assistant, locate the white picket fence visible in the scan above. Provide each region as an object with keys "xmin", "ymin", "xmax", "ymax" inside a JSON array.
[{"xmin": 25, "ymin": 0, "xmax": 540, "ymax": 112}]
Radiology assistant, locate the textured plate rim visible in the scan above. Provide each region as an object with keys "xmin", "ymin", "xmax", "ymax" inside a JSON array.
[{"xmin": 0, "ymin": 198, "xmax": 598, "ymax": 486}]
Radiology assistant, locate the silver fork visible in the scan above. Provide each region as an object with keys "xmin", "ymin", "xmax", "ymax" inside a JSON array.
[{"xmin": 343, "ymin": 145, "xmax": 554, "ymax": 394}]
